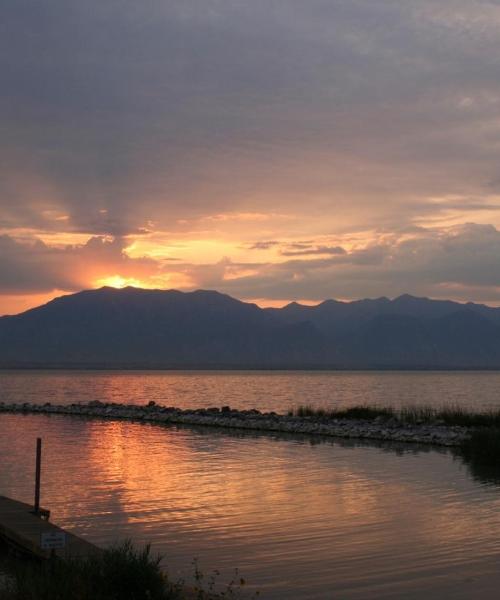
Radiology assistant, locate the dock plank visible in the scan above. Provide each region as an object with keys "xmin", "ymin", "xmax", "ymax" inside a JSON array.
[{"xmin": 0, "ymin": 495, "xmax": 100, "ymax": 560}]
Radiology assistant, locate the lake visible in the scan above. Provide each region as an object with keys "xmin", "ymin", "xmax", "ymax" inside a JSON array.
[
  {"xmin": 3, "ymin": 369, "xmax": 500, "ymax": 412},
  {"xmin": 1, "ymin": 371, "xmax": 500, "ymax": 598}
]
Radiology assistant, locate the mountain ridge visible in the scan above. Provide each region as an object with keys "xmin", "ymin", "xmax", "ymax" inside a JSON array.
[{"xmin": 1, "ymin": 286, "xmax": 500, "ymax": 369}]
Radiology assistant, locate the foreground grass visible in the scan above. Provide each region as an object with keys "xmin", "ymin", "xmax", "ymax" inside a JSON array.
[
  {"xmin": 287, "ymin": 404, "xmax": 500, "ymax": 428},
  {"xmin": 0, "ymin": 542, "xmax": 175, "ymax": 600},
  {"xmin": 0, "ymin": 542, "xmax": 252, "ymax": 600}
]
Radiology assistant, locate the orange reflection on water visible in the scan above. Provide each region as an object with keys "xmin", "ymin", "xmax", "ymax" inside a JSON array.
[
  {"xmin": 77, "ymin": 420, "xmax": 388, "ymax": 530},
  {"xmin": 2, "ymin": 413, "xmax": 500, "ymax": 599}
]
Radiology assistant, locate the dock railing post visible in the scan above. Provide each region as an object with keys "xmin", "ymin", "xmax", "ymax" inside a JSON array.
[{"xmin": 34, "ymin": 438, "xmax": 42, "ymax": 515}]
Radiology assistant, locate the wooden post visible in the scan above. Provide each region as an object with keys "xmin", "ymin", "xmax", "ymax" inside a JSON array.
[{"xmin": 34, "ymin": 438, "xmax": 42, "ymax": 514}]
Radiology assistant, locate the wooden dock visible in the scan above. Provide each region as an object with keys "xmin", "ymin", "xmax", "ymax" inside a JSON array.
[{"xmin": 0, "ymin": 495, "xmax": 101, "ymax": 560}]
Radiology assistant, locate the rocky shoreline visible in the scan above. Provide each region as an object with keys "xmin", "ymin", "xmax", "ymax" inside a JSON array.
[{"xmin": 0, "ymin": 401, "xmax": 471, "ymax": 447}]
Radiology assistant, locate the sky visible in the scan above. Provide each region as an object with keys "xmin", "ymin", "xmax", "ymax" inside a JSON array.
[{"xmin": 2, "ymin": 0, "xmax": 500, "ymax": 314}]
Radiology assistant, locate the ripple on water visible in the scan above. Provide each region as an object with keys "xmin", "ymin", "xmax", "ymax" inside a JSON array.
[
  {"xmin": 0, "ymin": 411, "xmax": 500, "ymax": 598},
  {"xmin": 4, "ymin": 369, "xmax": 500, "ymax": 413}
]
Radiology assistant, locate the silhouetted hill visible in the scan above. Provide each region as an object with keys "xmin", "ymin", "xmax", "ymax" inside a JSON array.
[
  {"xmin": 1, "ymin": 287, "xmax": 500, "ymax": 368},
  {"xmin": 0, "ymin": 287, "xmax": 325, "ymax": 367}
]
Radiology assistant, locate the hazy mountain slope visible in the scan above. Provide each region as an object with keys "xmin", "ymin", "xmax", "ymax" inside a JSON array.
[
  {"xmin": 1, "ymin": 288, "xmax": 500, "ymax": 368},
  {"xmin": 0, "ymin": 287, "xmax": 326, "ymax": 367}
]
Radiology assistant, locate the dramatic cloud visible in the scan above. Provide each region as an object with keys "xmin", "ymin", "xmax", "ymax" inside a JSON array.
[
  {"xmin": 172, "ymin": 224, "xmax": 500, "ymax": 304},
  {"xmin": 2, "ymin": 1, "xmax": 500, "ymax": 311},
  {"xmin": 279, "ymin": 244, "xmax": 347, "ymax": 257},
  {"xmin": 0, "ymin": 235, "xmax": 159, "ymax": 294}
]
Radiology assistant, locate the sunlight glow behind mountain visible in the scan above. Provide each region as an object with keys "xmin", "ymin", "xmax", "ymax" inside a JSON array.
[{"xmin": 3, "ymin": 2, "xmax": 500, "ymax": 312}]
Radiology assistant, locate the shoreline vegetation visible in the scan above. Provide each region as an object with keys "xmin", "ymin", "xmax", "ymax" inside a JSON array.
[
  {"xmin": 0, "ymin": 540, "xmax": 251, "ymax": 600},
  {"xmin": 288, "ymin": 404, "xmax": 500, "ymax": 428},
  {"xmin": 1, "ymin": 400, "xmax": 500, "ymax": 464}
]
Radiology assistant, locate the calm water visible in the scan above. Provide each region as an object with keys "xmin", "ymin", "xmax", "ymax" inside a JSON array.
[
  {"xmin": 1, "ymin": 371, "xmax": 500, "ymax": 598},
  {"xmin": 1, "ymin": 414, "xmax": 500, "ymax": 598},
  {"xmin": 3, "ymin": 370, "xmax": 500, "ymax": 412}
]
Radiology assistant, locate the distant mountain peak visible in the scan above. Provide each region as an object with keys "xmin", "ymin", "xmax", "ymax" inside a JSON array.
[
  {"xmin": 318, "ymin": 299, "xmax": 342, "ymax": 307},
  {"xmin": 2, "ymin": 287, "xmax": 500, "ymax": 368},
  {"xmin": 394, "ymin": 293, "xmax": 419, "ymax": 301},
  {"xmin": 282, "ymin": 301, "xmax": 308, "ymax": 310},
  {"xmin": 392, "ymin": 293, "xmax": 424, "ymax": 304}
]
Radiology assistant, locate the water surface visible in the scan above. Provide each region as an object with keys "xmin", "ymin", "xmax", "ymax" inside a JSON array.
[
  {"xmin": 0, "ymin": 411, "xmax": 499, "ymax": 599},
  {"xmin": 3, "ymin": 370, "xmax": 500, "ymax": 412}
]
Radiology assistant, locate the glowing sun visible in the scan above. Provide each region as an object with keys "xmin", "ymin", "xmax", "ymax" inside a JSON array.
[{"xmin": 96, "ymin": 275, "xmax": 151, "ymax": 289}]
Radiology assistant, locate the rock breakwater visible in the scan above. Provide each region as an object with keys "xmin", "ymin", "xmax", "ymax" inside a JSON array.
[{"xmin": 0, "ymin": 401, "xmax": 470, "ymax": 446}]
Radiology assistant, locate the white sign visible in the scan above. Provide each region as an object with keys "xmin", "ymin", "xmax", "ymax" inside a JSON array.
[{"xmin": 41, "ymin": 531, "xmax": 66, "ymax": 550}]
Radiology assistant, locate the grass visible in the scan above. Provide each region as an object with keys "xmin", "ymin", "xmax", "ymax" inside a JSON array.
[
  {"xmin": 0, "ymin": 541, "xmax": 253, "ymax": 600},
  {"xmin": 0, "ymin": 541, "xmax": 175, "ymax": 600},
  {"xmin": 287, "ymin": 404, "xmax": 500, "ymax": 428},
  {"xmin": 400, "ymin": 406, "xmax": 500, "ymax": 428},
  {"xmin": 288, "ymin": 405, "xmax": 395, "ymax": 421},
  {"xmin": 288, "ymin": 404, "xmax": 500, "ymax": 469}
]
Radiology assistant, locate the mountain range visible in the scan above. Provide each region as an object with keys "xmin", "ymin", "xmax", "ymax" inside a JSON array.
[{"xmin": 1, "ymin": 286, "xmax": 500, "ymax": 368}]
